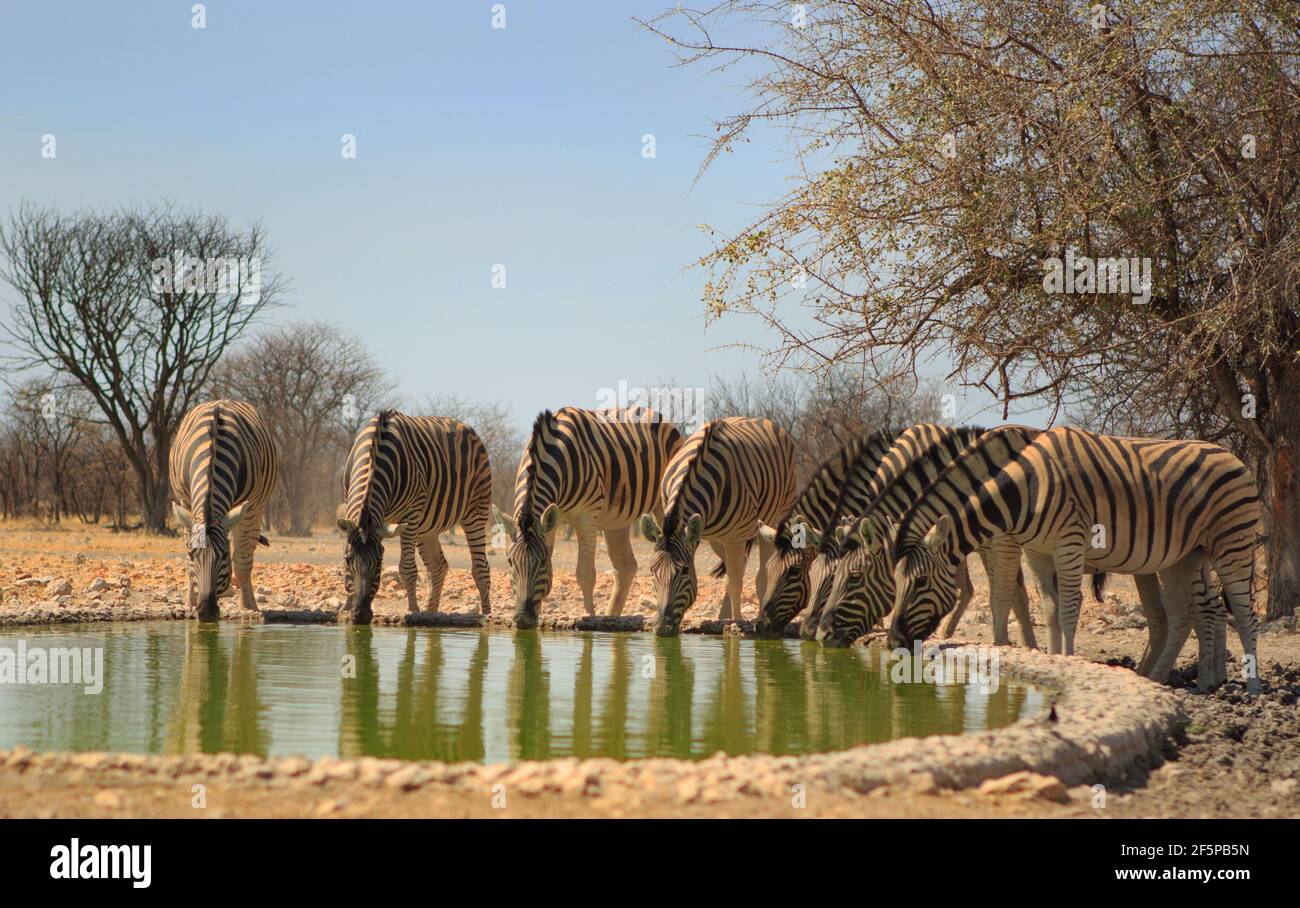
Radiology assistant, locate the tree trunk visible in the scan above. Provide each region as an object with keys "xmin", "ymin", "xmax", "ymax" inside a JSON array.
[
  {"xmin": 136, "ymin": 463, "xmax": 171, "ymax": 534},
  {"xmin": 1266, "ymin": 435, "xmax": 1299, "ymax": 620}
]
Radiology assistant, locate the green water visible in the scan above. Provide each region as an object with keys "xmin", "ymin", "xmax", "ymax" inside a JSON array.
[{"xmin": 0, "ymin": 623, "xmax": 1043, "ymax": 763}]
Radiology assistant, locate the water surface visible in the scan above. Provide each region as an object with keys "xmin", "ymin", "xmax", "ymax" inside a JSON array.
[{"xmin": 0, "ymin": 623, "xmax": 1043, "ymax": 762}]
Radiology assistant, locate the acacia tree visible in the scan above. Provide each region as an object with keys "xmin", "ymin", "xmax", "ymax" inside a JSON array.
[
  {"xmin": 646, "ymin": 0, "xmax": 1300, "ymax": 618},
  {"xmin": 211, "ymin": 321, "xmax": 395, "ymax": 535},
  {"xmin": 1, "ymin": 202, "xmax": 282, "ymax": 531}
]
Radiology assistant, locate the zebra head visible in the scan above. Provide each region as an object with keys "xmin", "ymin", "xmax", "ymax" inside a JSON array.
[
  {"xmin": 754, "ymin": 518, "xmax": 820, "ymax": 639},
  {"xmin": 173, "ymin": 501, "xmax": 255, "ymax": 622},
  {"xmin": 336, "ymin": 513, "xmax": 399, "ymax": 624},
  {"xmin": 495, "ymin": 502, "xmax": 558, "ymax": 629},
  {"xmin": 888, "ymin": 515, "xmax": 960, "ymax": 649},
  {"xmin": 640, "ymin": 512, "xmax": 702, "ymax": 636},
  {"xmin": 817, "ymin": 516, "xmax": 894, "ymax": 648}
]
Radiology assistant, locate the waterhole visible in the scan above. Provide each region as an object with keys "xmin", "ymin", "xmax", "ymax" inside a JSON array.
[{"xmin": 0, "ymin": 623, "xmax": 1044, "ymax": 763}]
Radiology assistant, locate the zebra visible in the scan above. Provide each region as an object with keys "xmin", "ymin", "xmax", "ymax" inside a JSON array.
[
  {"xmin": 752, "ymin": 429, "xmax": 907, "ymax": 640},
  {"xmin": 640, "ymin": 416, "xmax": 797, "ymax": 636},
  {"xmin": 817, "ymin": 510, "xmax": 1112, "ymax": 649},
  {"xmin": 336, "ymin": 409, "xmax": 492, "ymax": 624},
  {"xmin": 492, "ymin": 407, "xmax": 682, "ymax": 629},
  {"xmin": 887, "ymin": 426, "xmax": 1260, "ymax": 691},
  {"xmin": 813, "ymin": 424, "xmax": 1046, "ymax": 648},
  {"xmin": 169, "ymin": 400, "xmax": 279, "ymax": 622}
]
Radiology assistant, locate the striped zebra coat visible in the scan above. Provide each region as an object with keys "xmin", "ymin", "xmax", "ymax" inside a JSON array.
[
  {"xmin": 815, "ymin": 425, "xmax": 1045, "ymax": 648},
  {"xmin": 640, "ymin": 417, "xmax": 797, "ymax": 635},
  {"xmin": 493, "ymin": 407, "xmax": 682, "ymax": 628},
  {"xmin": 889, "ymin": 427, "xmax": 1260, "ymax": 691},
  {"xmin": 169, "ymin": 400, "xmax": 279, "ymax": 621},
  {"xmin": 752, "ymin": 428, "xmax": 906, "ymax": 639},
  {"xmin": 337, "ymin": 410, "xmax": 492, "ymax": 624}
]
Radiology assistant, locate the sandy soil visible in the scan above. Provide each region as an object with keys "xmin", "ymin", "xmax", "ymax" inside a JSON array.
[{"xmin": 0, "ymin": 519, "xmax": 1297, "ymax": 819}]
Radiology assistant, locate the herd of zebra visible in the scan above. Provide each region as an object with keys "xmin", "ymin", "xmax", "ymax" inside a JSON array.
[{"xmin": 168, "ymin": 399, "xmax": 1262, "ymax": 694}]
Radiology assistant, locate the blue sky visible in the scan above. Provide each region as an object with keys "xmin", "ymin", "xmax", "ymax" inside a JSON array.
[{"xmin": 1, "ymin": 0, "xmax": 1040, "ymax": 429}]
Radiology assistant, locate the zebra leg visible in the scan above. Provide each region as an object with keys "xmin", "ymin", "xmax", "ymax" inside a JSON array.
[
  {"xmin": 1134, "ymin": 573, "xmax": 1166, "ymax": 678},
  {"xmin": 1190, "ymin": 560, "xmax": 1221, "ymax": 692},
  {"xmin": 984, "ymin": 539, "xmax": 1026, "ymax": 647},
  {"xmin": 417, "ymin": 533, "xmax": 449, "ymax": 613},
  {"xmin": 462, "ymin": 511, "xmax": 492, "ymax": 614},
  {"xmin": 941, "ymin": 557, "xmax": 974, "ymax": 638},
  {"xmin": 231, "ymin": 506, "xmax": 265, "ymax": 612},
  {"xmin": 575, "ymin": 518, "xmax": 599, "ymax": 617},
  {"xmin": 398, "ymin": 531, "xmax": 420, "ymax": 613},
  {"xmin": 1212, "ymin": 585, "xmax": 1228, "ymax": 689},
  {"xmin": 709, "ymin": 541, "xmax": 732, "ymax": 617},
  {"xmin": 755, "ymin": 526, "xmax": 776, "ymax": 606},
  {"xmin": 1024, "ymin": 550, "xmax": 1063, "ymax": 655},
  {"xmin": 1209, "ymin": 549, "xmax": 1260, "ymax": 693},
  {"xmin": 1008, "ymin": 565, "xmax": 1038, "ymax": 649},
  {"xmin": 719, "ymin": 541, "xmax": 749, "ymax": 622},
  {"xmin": 603, "ymin": 526, "xmax": 637, "ymax": 617},
  {"xmin": 1148, "ymin": 559, "xmax": 1196, "ymax": 683},
  {"xmin": 1052, "ymin": 544, "xmax": 1085, "ymax": 656}
]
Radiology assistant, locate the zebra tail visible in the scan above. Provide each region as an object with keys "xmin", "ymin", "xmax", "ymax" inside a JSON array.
[{"xmin": 1091, "ymin": 572, "xmax": 1107, "ymax": 602}]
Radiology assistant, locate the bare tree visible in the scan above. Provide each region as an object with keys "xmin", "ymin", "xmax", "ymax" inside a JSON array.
[
  {"xmin": 708, "ymin": 369, "xmax": 941, "ymax": 484},
  {"xmin": 0, "ymin": 202, "xmax": 283, "ymax": 532},
  {"xmin": 1, "ymin": 378, "xmax": 92, "ymax": 522},
  {"xmin": 210, "ymin": 321, "xmax": 395, "ymax": 535},
  {"xmin": 646, "ymin": 1, "xmax": 1300, "ymax": 617}
]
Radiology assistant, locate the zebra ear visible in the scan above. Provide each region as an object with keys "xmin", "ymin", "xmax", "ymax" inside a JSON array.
[
  {"xmin": 801, "ymin": 520, "xmax": 822, "ymax": 551},
  {"xmin": 855, "ymin": 517, "xmax": 883, "ymax": 552},
  {"xmin": 172, "ymin": 502, "xmax": 194, "ymax": 529},
  {"xmin": 257, "ymin": 535, "xmax": 270, "ymax": 547},
  {"xmin": 538, "ymin": 504, "xmax": 560, "ymax": 535},
  {"xmin": 639, "ymin": 513, "xmax": 662, "ymax": 544},
  {"xmin": 923, "ymin": 515, "xmax": 955, "ymax": 556},
  {"xmin": 685, "ymin": 513, "xmax": 704, "ymax": 548},
  {"xmin": 788, "ymin": 514, "xmax": 820, "ymax": 550},
  {"xmin": 222, "ymin": 503, "xmax": 246, "ymax": 532},
  {"xmin": 492, "ymin": 503, "xmax": 517, "ymax": 536},
  {"xmin": 335, "ymin": 503, "xmax": 355, "ymax": 535},
  {"xmin": 380, "ymin": 524, "xmax": 401, "ymax": 539},
  {"xmin": 757, "ymin": 525, "xmax": 777, "ymax": 546}
]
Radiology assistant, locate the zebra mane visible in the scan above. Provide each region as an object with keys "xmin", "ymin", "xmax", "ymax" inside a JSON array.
[
  {"xmin": 519, "ymin": 409, "xmax": 557, "ymax": 531},
  {"xmin": 201, "ymin": 404, "xmax": 222, "ymax": 529},
  {"xmin": 890, "ymin": 425, "xmax": 1020, "ymax": 561},
  {"xmin": 816, "ymin": 427, "xmax": 908, "ymax": 554},
  {"xmin": 777, "ymin": 432, "xmax": 880, "ymax": 554},
  {"xmin": 358, "ymin": 409, "xmax": 396, "ymax": 534},
  {"xmin": 833, "ymin": 424, "xmax": 986, "ymax": 556},
  {"xmin": 662, "ymin": 418, "xmax": 721, "ymax": 540}
]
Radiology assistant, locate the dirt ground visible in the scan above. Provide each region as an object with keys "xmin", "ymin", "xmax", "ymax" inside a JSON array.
[{"xmin": 0, "ymin": 519, "xmax": 1297, "ymax": 819}]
